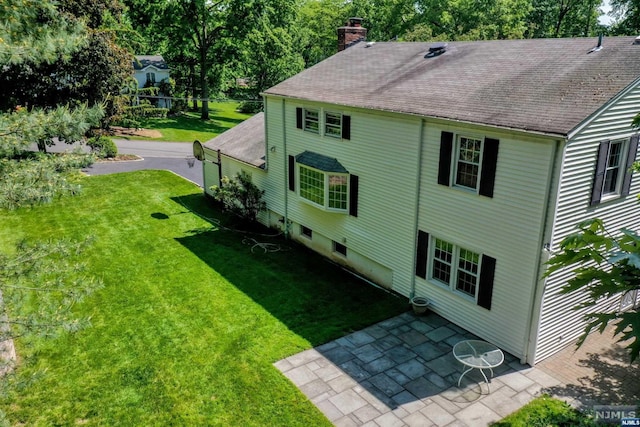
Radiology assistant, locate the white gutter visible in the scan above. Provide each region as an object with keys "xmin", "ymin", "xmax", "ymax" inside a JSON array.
[
  {"xmin": 410, "ymin": 119, "xmax": 426, "ymax": 299},
  {"xmin": 282, "ymin": 98, "xmax": 289, "ymax": 238}
]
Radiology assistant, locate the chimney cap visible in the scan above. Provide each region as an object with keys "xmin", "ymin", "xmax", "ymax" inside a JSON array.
[{"xmin": 347, "ymin": 17, "xmax": 364, "ymax": 26}]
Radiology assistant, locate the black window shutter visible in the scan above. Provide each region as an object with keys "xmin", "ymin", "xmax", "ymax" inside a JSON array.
[
  {"xmin": 479, "ymin": 138, "xmax": 499, "ymax": 198},
  {"xmin": 438, "ymin": 131, "xmax": 453, "ymax": 186},
  {"xmin": 288, "ymin": 155, "xmax": 295, "ymax": 191},
  {"xmin": 477, "ymin": 255, "xmax": 496, "ymax": 310},
  {"xmin": 342, "ymin": 115, "xmax": 351, "ymax": 140},
  {"xmin": 296, "ymin": 108, "xmax": 302, "ymax": 129},
  {"xmin": 590, "ymin": 140, "xmax": 610, "ymax": 206},
  {"xmin": 349, "ymin": 174, "xmax": 359, "ymax": 217},
  {"xmin": 415, "ymin": 231, "xmax": 429, "ymax": 279},
  {"xmin": 622, "ymin": 135, "xmax": 639, "ymax": 196}
]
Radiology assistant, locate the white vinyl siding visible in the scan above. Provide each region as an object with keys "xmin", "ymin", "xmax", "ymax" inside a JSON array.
[
  {"xmin": 416, "ymin": 122, "xmax": 557, "ymax": 361},
  {"xmin": 277, "ymin": 98, "xmax": 422, "ymax": 297},
  {"xmin": 534, "ymin": 81, "xmax": 640, "ymax": 363}
]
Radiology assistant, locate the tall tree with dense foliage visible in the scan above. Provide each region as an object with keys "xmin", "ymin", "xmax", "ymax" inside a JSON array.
[
  {"xmin": 0, "ymin": 0, "xmax": 103, "ymax": 207},
  {"xmin": 610, "ymin": 0, "xmax": 640, "ymax": 33},
  {"xmin": 164, "ymin": 0, "xmax": 269, "ymax": 120},
  {"xmin": 527, "ymin": 0, "xmax": 604, "ymax": 37},
  {"xmin": 0, "ymin": 0, "xmax": 131, "ymax": 135},
  {"xmin": 0, "ymin": 0, "xmax": 103, "ymax": 379}
]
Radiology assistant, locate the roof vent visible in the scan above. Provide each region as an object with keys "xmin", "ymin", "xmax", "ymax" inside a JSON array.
[
  {"xmin": 587, "ymin": 34, "xmax": 603, "ymax": 53},
  {"xmin": 634, "ymin": 36, "xmax": 640, "ymax": 45},
  {"xmin": 425, "ymin": 42, "xmax": 447, "ymax": 58}
]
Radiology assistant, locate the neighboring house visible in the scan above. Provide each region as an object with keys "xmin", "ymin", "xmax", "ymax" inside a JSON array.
[
  {"xmin": 133, "ymin": 55, "xmax": 171, "ymax": 109},
  {"xmin": 202, "ymin": 34, "xmax": 640, "ymax": 365}
]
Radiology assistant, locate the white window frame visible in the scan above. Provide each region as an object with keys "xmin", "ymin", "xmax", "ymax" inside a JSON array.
[
  {"xmin": 303, "ymin": 109, "xmax": 319, "ymax": 133},
  {"xmin": 430, "ymin": 237, "xmax": 481, "ymax": 302},
  {"xmin": 298, "ymin": 164, "xmax": 349, "ymax": 212},
  {"xmin": 324, "ymin": 112, "xmax": 342, "ymax": 138},
  {"xmin": 146, "ymin": 72, "xmax": 156, "ymax": 84},
  {"xmin": 453, "ymin": 135, "xmax": 484, "ymax": 191},
  {"xmin": 601, "ymin": 138, "xmax": 628, "ymax": 198}
]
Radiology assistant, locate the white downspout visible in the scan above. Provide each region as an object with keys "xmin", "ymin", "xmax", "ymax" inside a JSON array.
[
  {"xmin": 410, "ymin": 119, "xmax": 426, "ymax": 299},
  {"xmin": 282, "ymin": 98, "xmax": 289, "ymax": 238}
]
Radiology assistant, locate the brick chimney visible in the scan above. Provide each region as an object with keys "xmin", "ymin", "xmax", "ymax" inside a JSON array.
[{"xmin": 337, "ymin": 18, "xmax": 367, "ymax": 52}]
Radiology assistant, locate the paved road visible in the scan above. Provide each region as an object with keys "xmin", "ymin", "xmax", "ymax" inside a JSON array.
[{"xmin": 35, "ymin": 139, "xmax": 205, "ymax": 187}]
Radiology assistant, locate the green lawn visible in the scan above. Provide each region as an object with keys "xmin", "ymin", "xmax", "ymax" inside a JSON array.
[
  {"xmin": 123, "ymin": 101, "xmax": 253, "ymax": 142},
  {"xmin": 0, "ymin": 171, "xmax": 407, "ymax": 426},
  {"xmin": 493, "ymin": 395, "xmax": 595, "ymax": 426}
]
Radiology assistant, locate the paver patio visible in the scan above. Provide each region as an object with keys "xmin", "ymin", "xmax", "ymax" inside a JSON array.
[{"xmin": 275, "ymin": 311, "xmax": 636, "ymax": 426}]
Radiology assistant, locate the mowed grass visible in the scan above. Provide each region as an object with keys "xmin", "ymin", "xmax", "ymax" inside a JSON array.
[
  {"xmin": 0, "ymin": 171, "xmax": 407, "ymax": 426},
  {"xmin": 493, "ymin": 395, "xmax": 595, "ymax": 426},
  {"xmin": 123, "ymin": 101, "xmax": 253, "ymax": 142}
]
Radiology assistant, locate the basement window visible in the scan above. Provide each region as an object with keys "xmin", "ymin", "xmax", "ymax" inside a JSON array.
[
  {"xmin": 301, "ymin": 225, "xmax": 313, "ymax": 239},
  {"xmin": 333, "ymin": 241, "xmax": 347, "ymax": 256}
]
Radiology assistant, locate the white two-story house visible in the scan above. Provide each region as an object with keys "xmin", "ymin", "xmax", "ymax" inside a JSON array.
[
  {"xmin": 201, "ymin": 36, "xmax": 640, "ymax": 365},
  {"xmin": 133, "ymin": 55, "xmax": 171, "ymax": 109}
]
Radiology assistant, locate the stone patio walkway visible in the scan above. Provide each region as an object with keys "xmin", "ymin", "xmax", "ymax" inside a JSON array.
[{"xmin": 275, "ymin": 311, "xmax": 564, "ymax": 426}]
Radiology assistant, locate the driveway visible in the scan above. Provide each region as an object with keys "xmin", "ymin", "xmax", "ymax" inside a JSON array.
[{"xmin": 36, "ymin": 139, "xmax": 204, "ymax": 187}]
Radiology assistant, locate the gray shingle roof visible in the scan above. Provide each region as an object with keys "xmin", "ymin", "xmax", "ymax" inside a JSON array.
[
  {"xmin": 203, "ymin": 112, "xmax": 266, "ymax": 168},
  {"xmin": 265, "ymin": 37, "xmax": 640, "ymax": 136},
  {"xmin": 133, "ymin": 55, "xmax": 169, "ymax": 70}
]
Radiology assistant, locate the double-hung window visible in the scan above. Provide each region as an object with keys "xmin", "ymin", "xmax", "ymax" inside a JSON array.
[
  {"xmin": 455, "ymin": 136, "xmax": 483, "ymax": 190},
  {"xmin": 296, "ymin": 107, "xmax": 351, "ymax": 140},
  {"xmin": 415, "ymin": 231, "xmax": 496, "ymax": 310},
  {"xmin": 299, "ymin": 165, "xmax": 348, "ymax": 212},
  {"xmin": 325, "ymin": 112, "xmax": 342, "ymax": 138},
  {"xmin": 432, "ymin": 238, "xmax": 480, "ymax": 299},
  {"xmin": 438, "ymin": 131, "xmax": 499, "ymax": 198},
  {"xmin": 304, "ymin": 109, "xmax": 319, "ymax": 133},
  {"xmin": 590, "ymin": 135, "xmax": 639, "ymax": 205},
  {"xmin": 146, "ymin": 72, "xmax": 156, "ymax": 84}
]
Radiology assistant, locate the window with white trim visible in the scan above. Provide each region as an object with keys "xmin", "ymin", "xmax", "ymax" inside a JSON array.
[
  {"xmin": 438, "ymin": 131, "xmax": 499, "ymax": 198},
  {"xmin": 432, "ymin": 238, "xmax": 480, "ymax": 299},
  {"xmin": 296, "ymin": 107, "xmax": 351, "ymax": 140},
  {"xmin": 304, "ymin": 109, "xmax": 319, "ymax": 133},
  {"xmin": 455, "ymin": 136, "xmax": 483, "ymax": 190},
  {"xmin": 298, "ymin": 164, "xmax": 348, "ymax": 212},
  {"xmin": 415, "ymin": 230, "xmax": 496, "ymax": 310},
  {"xmin": 145, "ymin": 72, "xmax": 156, "ymax": 84},
  {"xmin": 324, "ymin": 112, "xmax": 342, "ymax": 138},
  {"xmin": 590, "ymin": 136, "xmax": 638, "ymax": 205},
  {"xmin": 602, "ymin": 139, "xmax": 626, "ymax": 196}
]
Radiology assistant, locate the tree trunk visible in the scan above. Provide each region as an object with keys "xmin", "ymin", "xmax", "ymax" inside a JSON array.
[
  {"xmin": 190, "ymin": 63, "xmax": 198, "ymax": 111},
  {"xmin": 199, "ymin": 50, "xmax": 209, "ymax": 120},
  {"xmin": 37, "ymin": 140, "xmax": 47, "ymax": 153}
]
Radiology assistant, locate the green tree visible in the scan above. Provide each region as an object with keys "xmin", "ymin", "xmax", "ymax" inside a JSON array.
[
  {"xmin": 210, "ymin": 172, "xmax": 267, "ymax": 224},
  {"xmin": 164, "ymin": 0, "xmax": 267, "ymax": 120},
  {"xmin": 610, "ymin": 0, "xmax": 640, "ymax": 34},
  {"xmin": 0, "ymin": 0, "xmax": 131, "ymax": 134},
  {"xmin": 297, "ymin": 0, "xmax": 347, "ymax": 66},
  {"xmin": 545, "ymin": 219, "xmax": 640, "ymax": 362},
  {"xmin": 527, "ymin": 0, "xmax": 604, "ymax": 38},
  {"xmin": 0, "ymin": 0, "xmax": 103, "ymax": 206}
]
